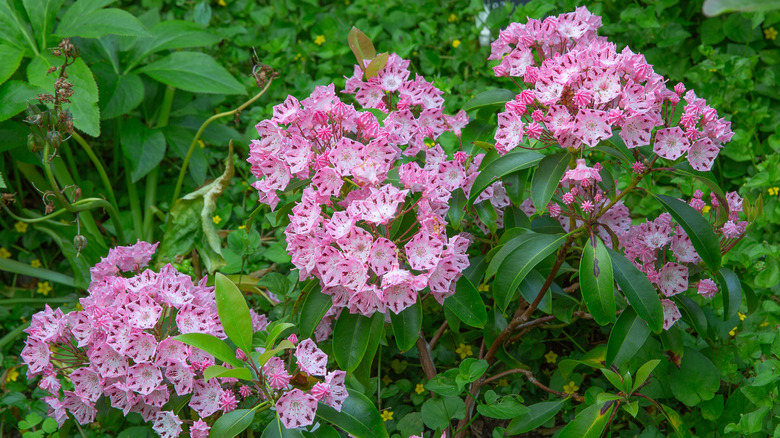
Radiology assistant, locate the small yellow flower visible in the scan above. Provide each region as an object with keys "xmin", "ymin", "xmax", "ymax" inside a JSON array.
[
  {"xmin": 765, "ymin": 27, "xmax": 778, "ymax": 40},
  {"xmin": 345, "ymin": 0, "xmax": 349, "ymax": 4},
  {"xmin": 0, "ymin": 248, "xmax": 10, "ymax": 259},
  {"xmin": 217, "ymin": 0, "xmax": 226, "ymax": 6},
  {"xmin": 212, "ymin": 215, "xmax": 222, "ymax": 225},
  {"xmin": 477, "ymin": 284, "xmax": 489, "ymax": 292},
  {"xmin": 448, "ymin": 14, "xmax": 458, "ymax": 23},
  {"xmin": 708, "ymin": 68, "xmax": 717, "ymax": 73},
  {"xmin": 760, "ymin": 321, "xmax": 770, "ymax": 328},
  {"xmin": 738, "ymin": 312, "xmax": 746, "ymax": 321},
  {"xmin": 314, "ymin": 35, "xmax": 326, "ymax": 46},
  {"xmin": 382, "ymin": 375, "xmax": 392, "ymax": 386},
  {"xmin": 412, "ymin": 51, "xmax": 418, "ymax": 56},
  {"xmin": 455, "ymin": 343, "xmax": 473, "ymax": 359},
  {"xmin": 563, "ymin": 381, "xmax": 579, "ymax": 394},
  {"xmin": 4, "ymin": 368, "xmax": 19, "ymax": 383},
  {"xmin": 415, "ymin": 383, "xmax": 425, "ymax": 394},
  {"xmin": 498, "ymin": 378, "xmax": 509, "ymax": 387},
  {"xmin": 15, "ymin": 221, "xmax": 28, "ymax": 233},
  {"xmin": 452, "ymin": 39, "xmax": 461, "ymax": 48},
  {"xmin": 198, "ymin": 140, "xmax": 205, "ymax": 149},
  {"xmin": 37, "ymin": 281, "xmax": 52, "ymax": 296},
  {"xmin": 729, "ymin": 326, "xmax": 737, "ymax": 336},
  {"xmin": 380, "ymin": 410, "xmax": 393, "ymax": 422},
  {"xmin": 702, "ymin": 205, "xmax": 711, "ymax": 213},
  {"xmin": 238, "ymin": 225, "xmax": 246, "ymax": 230},
  {"xmin": 30, "ymin": 259, "xmax": 42, "ymax": 268},
  {"xmin": 768, "ymin": 187, "xmax": 779, "ymax": 196},
  {"xmin": 544, "ymin": 350, "xmax": 558, "ymax": 364},
  {"xmin": 294, "ymin": 53, "xmax": 303, "ymax": 62}
]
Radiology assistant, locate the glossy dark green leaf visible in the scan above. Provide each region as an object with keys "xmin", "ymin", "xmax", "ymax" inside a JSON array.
[
  {"xmin": 531, "ymin": 153, "xmax": 569, "ymax": 213},
  {"xmin": 580, "ymin": 235, "xmax": 616, "ymax": 326},
  {"xmin": 669, "ymin": 347, "xmax": 719, "ymax": 406},
  {"xmin": 462, "ymin": 88, "xmax": 516, "ymax": 112},
  {"xmin": 333, "ymin": 313, "xmax": 373, "ymax": 373},
  {"xmin": 210, "ymin": 408, "xmax": 255, "ymax": 438},
  {"xmin": 675, "ymin": 295, "xmax": 708, "ymax": 337},
  {"xmin": 120, "ymin": 119, "xmax": 166, "ymax": 182},
  {"xmin": 447, "ymin": 188, "xmax": 467, "ymax": 230},
  {"xmin": 316, "ymin": 390, "xmax": 389, "ymax": 438},
  {"xmin": 504, "ymin": 206, "xmax": 531, "ymax": 230},
  {"xmin": 556, "ymin": 402, "xmax": 615, "ymax": 438},
  {"xmin": 494, "ymin": 233, "xmax": 566, "ymax": 311},
  {"xmin": 468, "ymin": 150, "xmax": 544, "ymax": 207},
  {"xmin": 215, "ymin": 273, "xmax": 253, "ymax": 356},
  {"xmin": 607, "ymin": 248, "xmax": 663, "ymax": 332},
  {"xmin": 505, "ymin": 399, "xmax": 567, "ymax": 435},
  {"xmin": 716, "ymin": 268, "xmax": 742, "ymax": 320},
  {"xmin": 503, "ymin": 169, "xmax": 528, "ymax": 206},
  {"xmin": 485, "ymin": 228, "xmax": 534, "ymax": 279},
  {"xmin": 390, "ymin": 299, "xmax": 422, "ymax": 352},
  {"xmin": 606, "ymin": 307, "xmax": 650, "ymax": 367},
  {"xmin": 518, "ymin": 270, "xmax": 551, "ymax": 314},
  {"xmin": 174, "ymin": 333, "xmax": 242, "ymax": 368},
  {"xmin": 299, "ymin": 286, "xmax": 331, "ymax": 340},
  {"xmin": 260, "ymin": 418, "xmax": 305, "ymax": 438},
  {"xmin": 655, "ymin": 194, "xmax": 721, "ymax": 272},
  {"xmin": 444, "ymin": 276, "xmax": 487, "ymax": 328}
]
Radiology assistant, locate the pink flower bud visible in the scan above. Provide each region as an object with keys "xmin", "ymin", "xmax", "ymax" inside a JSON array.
[
  {"xmin": 236, "ymin": 348, "xmax": 248, "ymax": 361},
  {"xmin": 287, "ymin": 334, "xmax": 298, "ymax": 345}
]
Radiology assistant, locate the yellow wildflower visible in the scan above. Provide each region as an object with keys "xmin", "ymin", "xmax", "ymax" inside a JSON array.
[
  {"xmin": 37, "ymin": 281, "xmax": 52, "ymax": 296},
  {"xmin": 702, "ymin": 205, "xmax": 711, "ymax": 213},
  {"xmin": 238, "ymin": 225, "xmax": 246, "ymax": 230},
  {"xmin": 314, "ymin": 35, "xmax": 326, "ymax": 46},
  {"xmin": 739, "ymin": 312, "xmax": 746, "ymax": 321},
  {"xmin": 198, "ymin": 140, "xmax": 205, "ymax": 149},
  {"xmin": 415, "ymin": 383, "xmax": 425, "ymax": 394},
  {"xmin": 380, "ymin": 410, "xmax": 393, "ymax": 422},
  {"xmin": 477, "ymin": 284, "xmax": 489, "ymax": 292},
  {"xmin": 294, "ymin": 53, "xmax": 303, "ymax": 62},
  {"xmin": 412, "ymin": 51, "xmax": 418, "ymax": 56},
  {"xmin": 4, "ymin": 368, "xmax": 19, "ymax": 383},
  {"xmin": 217, "ymin": 0, "xmax": 226, "ymax": 6},
  {"xmin": 452, "ymin": 39, "xmax": 461, "ymax": 48},
  {"xmin": 729, "ymin": 326, "xmax": 737, "ymax": 336},
  {"xmin": 455, "ymin": 343, "xmax": 473, "ymax": 359},
  {"xmin": 765, "ymin": 27, "xmax": 778, "ymax": 40},
  {"xmin": 448, "ymin": 14, "xmax": 458, "ymax": 23},
  {"xmin": 760, "ymin": 321, "xmax": 770, "ymax": 327},
  {"xmin": 213, "ymin": 215, "xmax": 222, "ymax": 225},
  {"xmin": 563, "ymin": 381, "xmax": 579, "ymax": 394},
  {"xmin": 0, "ymin": 248, "xmax": 10, "ymax": 258},
  {"xmin": 498, "ymin": 378, "xmax": 509, "ymax": 387},
  {"xmin": 544, "ymin": 350, "xmax": 558, "ymax": 364},
  {"xmin": 30, "ymin": 259, "xmax": 42, "ymax": 268},
  {"xmin": 768, "ymin": 187, "xmax": 779, "ymax": 196},
  {"xmin": 15, "ymin": 221, "xmax": 28, "ymax": 233}
]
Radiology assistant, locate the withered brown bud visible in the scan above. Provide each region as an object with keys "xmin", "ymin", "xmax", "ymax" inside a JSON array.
[
  {"xmin": 1, "ymin": 193, "xmax": 16, "ymax": 206},
  {"xmin": 46, "ymin": 66, "xmax": 58, "ymax": 75},
  {"xmin": 45, "ymin": 201, "xmax": 55, "ymax": 214},
  {"xmin": 47, "ymin": 131, "xmax": 63, "ymax": 149}
]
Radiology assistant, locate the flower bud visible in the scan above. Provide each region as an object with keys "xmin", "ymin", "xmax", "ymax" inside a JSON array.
[
  {"xmin": 236, "ymin": 348, "xmax": 248, "ymax": 361},
  {"xmin": 73, "ymin": 235, "xmax": 87, "ymax": 252}
]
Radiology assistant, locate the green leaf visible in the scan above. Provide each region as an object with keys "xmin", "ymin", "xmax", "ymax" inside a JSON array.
[
  {"xmin": 364, "ymin": 52, "xmax": 389, "ymax": 79},
  {"xmin": 607, "ymin": 248, "xmax": 663, "ymax": 332},
  {"xmin": 674, "ymin": 295, "xmax": 708, "ymax": 337},
  {"xmin": 556, "ymin": 402, "xmax": 615, "ymax": 438},
  {"xmin": 702, "ymin": 0, "xmax": 780, "ymax": 16},
  {"xmin": 57, "ymin": 1, "xmax": 148, "ymax": 38},
  {"xmin": 260, "ymin": 418, "xmax": 305, "ymax": 438},
  {"xmin": 255, "ymin": 340, "xmax": 295, "ymax": 367},
  {"xmin": 518, "ymin": 270, "xmax": 551, "ymax": 314},
  {"xmin": 669, "ymin": 347, "xmax": 719, "ymax": 406},
  {"xmin": 580, "ymin": 235, "xmax": 616, "ymax": 326},
  {"xmin": 443, "ymin": 276, "xmax": 487, "ymax": 328},
  {"xmin": 459, "ymin": 358, "xmax": 488, "ymax": 382},
  {"xmin": 716, "ymin": 268, "xmax": 742, "ymax": 320},
  {"xmin": 506, "ymin": 399, "xmax": 567, "ymax": 435},
  {"xmin": 22, "ymin": 0, "xmax": 63, "ymax": 51},
  {"xmin": 299, "ymin": 286, "xmax": 331, "ymax": 340},
  {"xmin": 137, "ymin": 52, "xmax": 245, "ymax": 95},
  {"xmin": 174, "ymin": 333, "xmax": 242, "ymax": 368},
  {"xmin": 421, "ymin": 396, "xmax": 466, "ymax": 430},
  {"xmin": 264, "ymin": 322, "xmax": 295, "ymax": 350},
  {"xmin": 209, "ymin": 408, "xmax": 256, "ymax": 438},
  {"xmin": 633, "ymin": 359, "xmax": 660, "ymax": 392},
  {"xmin": 485, "ymin": 228, "xmax": 534, "ymax": 280},
  {"xmin": 606, "ymin": 307, "xmax": 650, "ymax": 367},
  {"xmin": 494, "ymin": 233, "xmax": 566, "ymax": 311},
  {"xmin": 128, "ymin": 20, "xmax": 222, "ymax": 66},
  {"xmin": 476, "ymin": 395, "xmax": 528, "ymax": 420},
  {"xmin": 120, "ymin": 119, "xmax": 166, "ymax": 182},
  {"xmin": 347, "ymin": 27, "xmax": 376, "ymax": 67},
  {"xmin": 0, "ymin": 44, "xmax": 24, "ymax": 85},
  {"xmin": 316, "ymin": 390, "xmax": 389, "ymax": 438},
  {"xmin": 332, "ymin": 313, "xmax": 373, "ymax": 373},
  {"xmin": 462, "ymin": 88, "xmax": 516, "ymax": 112},
  {"xmin": 390, "ymin": 299, "xmax": 422, "ymax": 352},
  {"xmin": 447, "ymin": 188, "xmax": 467, "ymax": 230},
  {"xmin": 503, "ymin": 169, "xmax": 528, "ymax": 206},
  {"xmin": 657, "ymin": 402, "xmax": 693, "ymax": 438},
  {"xmin": 475, "ymin": 200, "xmax": 498, "ymax": 235},
  {"xmin": 531, "ymin": 153, "xmax": 569, "ymax": 213},
  {"xmin": 92, "ymin": 65, "xmax": 144, "ymax": 119},
  {"xmin": 655, "ymin": 194, "xmax": 721, "ymax": 272},
  {"xmin": 0, "ymin": 258, "xmax": 75, "ymax": 287},
  {"xmin": 204, "ymin": 365, "xmax": 252, "ymax": 382},
  {"xmin": 468, "ymin": 150, "xmax": 544, "ymax": 207}
]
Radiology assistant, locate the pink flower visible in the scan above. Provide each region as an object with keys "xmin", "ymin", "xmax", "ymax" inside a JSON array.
[
  {"xmin": 152, "ymin": 411, "xmax": 183, "ymax": 438},
  {"xmin": 697, "ymin": 279, "xmax": 719, "ymax": 299},
  {"xmin": 656, "ymin": 263, "xmax": 688, "ymax": 297},
  {"xmin": 631, "ymin": 161, "xmax": 645, "ymax": 174},
  {"xmin": 220, "ymin": 390, "xmax": 238, "ymax": 413},
  {"xmin": 191, "ymin": 419, "xmax": 210, "ymax": 438},
  {"xmin": 295, "ymin": 339, "xmax": 329, "ymax": 376},
  {"xmin": 189, "ymin": 379, "xmax": 223, "ymax": 418},
  {"xmin": 127, "ymin": 363, "xmax": 163, "ymax": 396},
  {"xmin": 661, "ymin": 299, "xmax": 682, "ymax": 330},
  {"xmin": 276, "ymin": 389, "xmax": 318, "ymax": 429},
  {"xmin": 70, "ymin": 368, "xmax": 103, "ymax": 403},
  {"xmin": 239, "ymin": 385, "xmax": 253, "ymax": 398},
  {"xmin": 404, "ymin": 232, "xmax": 444, "ymax": 271},
  {"xmin": 264, "ymin": 357, "xmax": 292, "ymax": 390},
  {"xmin": 653, "ymin": 127, "xmax": 690, "ymax": 160}
]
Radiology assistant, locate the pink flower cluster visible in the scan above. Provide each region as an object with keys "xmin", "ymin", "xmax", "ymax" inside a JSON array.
[
  {"xmin": 265, "ymin": 338, "xmax": 348, "ymax": 429},
  {"xmin": 248, "ymin": 54, "xmax": 474, "ymax": 320},
  {"xmin": 20, "ymin": 241, "xmax": 266, "ymax": 438},
  {"xmin": 489, "ymin": 6, "xmax": 733, "ymax": 171}
]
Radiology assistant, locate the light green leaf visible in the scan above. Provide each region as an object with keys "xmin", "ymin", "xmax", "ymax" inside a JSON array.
[
  {"xmin": 0, "ymin": 44, "xmax": 24, "ymax": 85},
  {"xmin": 210, "ymin": 408, "xmax": 256, "ymax": 438},
  {"xmin": 607, "ymin": 248, "xmax": 663, "ymax": 332},
  {"xmin": 174, "ymin": 333, "xmax": 242, "ymax": 368},
  {"xmin": 633, "ymin": 359, "xmax": 661, "ymax": 393},
  {"xmin": 444, "ymin": 276, "xmax": 487, "ymax": 328},
  {"xmin": 204, "ymin": 365, "xmax": 252, "ymax": 382},
  {"xmin": 264, "ymin": 322, "xmax": 294, "ymax": 350},
  {"xmin": 531, "ymin": 152, "xmax": 569, "ymax": 213},
  {"xmin": 390, "ymin": 299, "xmax": 422, "ymax": 352},
  {"xmin": 22, "ymin": 0, "xmax": 63, "ymax": 51},
  {"xmin": 137, "ymin": 52, "xmax": 245, "ymax": 95},
  {"xmin": 128, "ymin": 20, "xmax": 222, "ymax": 67},
  {"xmin": 215, "ymin": 273, "xmax": 253, "ymax": 357},
  {"xmin": 506, "ymin": 399, "xmax": 567, "ymax": 435},
  {"xmin": 468, "ymin": 150, "xmax": 544, "ymax": 207},
  {"xmin": 316, "ymin": 390, "xmax": 389, "ymax": 438},
  {"xmin": 579, "ymin": 235, "xmax": 616, "ymax": 325},
  {"xmin": 702, "ymin": 0, "xmax": 780, "ymax": 16},
  {"xmin": 57, "ymin": 3, "xmax": 148, "ymax": 38}
]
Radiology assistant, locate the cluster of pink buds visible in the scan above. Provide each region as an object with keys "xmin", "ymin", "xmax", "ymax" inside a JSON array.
[
  {"xmin": 20, "ymin": 241, "xmax": 268, "ymax": 438},
  {"xmin": 248, "ymin": 54, "xmax": 476, "ymax": 322}
]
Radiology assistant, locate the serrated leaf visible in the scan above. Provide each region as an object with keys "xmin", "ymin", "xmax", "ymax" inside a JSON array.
[
  {"xmin": 57, "ymin": 6, "xmax": 149, "ymax": 38},
  {"xmin": 0, "ymin": 81, "xmax": 45, "ymax": 123},
  {"xmin": 0, "ymin": 44, "xmax": 24, "ymax": 85}
]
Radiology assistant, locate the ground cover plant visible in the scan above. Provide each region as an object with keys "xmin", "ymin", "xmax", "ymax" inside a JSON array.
[{"xmin": 1, "ymin": 0, "xmax": 780, "ymax": 437}]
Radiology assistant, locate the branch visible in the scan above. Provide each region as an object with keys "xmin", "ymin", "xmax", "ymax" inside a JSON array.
[
  {"xmin": 484, "ymin": 368, "xmax": 584, "ymax": 402},
  {"xmin": 416, "ymin": 333, "xmax": 437, "ymax": 380}
]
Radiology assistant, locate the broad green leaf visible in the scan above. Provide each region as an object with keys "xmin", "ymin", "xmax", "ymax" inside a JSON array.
[
  {"xmin": 475, "ymin": 200, "xmax": 498, "ymax": 235},
  {"xmin": 459, "ymin": 358, "xmax": 488, "ymax": 382},
  {"xmin": 316, "ymin": 390, "xmax": 389, "ymax": 438},
  {"xmin": 210, "ymin": 408, "xmax": 256, "ymax": 438},
  {"xmin": 607, "ymin": 248, "xmax": 663, "ymax": 332},
  {"xmin": 0, "ymin": 44, "xmax": 24, "ymax": 85},
  {"xmin": 255, "ymin": 340, "xmax": 295, "ymax": 367},
  {"xmin": 476, "ymin": 395, "xmax": 528, "ymax": 420},
  {"xmin": 444, "ymin": 276, "xmax": 487, "ymax": 328},
  {"xmin": 302, "ymin": 424, "xmax": 340, "ymax": 438},
  {"xmin": 669, "ymin": 347, "xmax": 719, "ymax": 406},
  {"xmin": 531, "ymin": 153, "xmax": 569, "ymax": 213},
  {"xmin": 347, "ymin": 27, "xmax": 376, "ymax": 67},
  {"xmin": 462, "ymin": 88, "xmax": 516, "ymax": 112},
  {"xmin": 364, "ymin": 52, "xmax": 388, "ymax": 79},
  {"xmin": 518, "ymin": 270, "xmax": 552, "ymax": 314},
  {"xmin": 264, "ymin": 322, "xmax": 295, "ymax": 350},
  {"xmin": 120, "ymin": 119, "xmax": 166, "ymax": 182},
  {"xmin": 390, "ymin": 299, "xmax": 422, "ymax": 352},
  {"xmin": 260, "ymin": 418, "xmax": 305, "ymax": 438},
  {"xmin": 215, "ymin": 273, "xmax": 253, "ymax": 357},
  {"xmin": 503, "ymin": 169, "xmax": 528, "ymax": 206},
  {"xmin": 92, "ymin": 64, "xmax": 144, "ymax": 119},
  {"xmin": 57, "ymin": 2, "xmax": 148, "ymax": 38},
  {"xmin": 421, "ymin": 396, "xmax": 466, "ymax": 430},
  {"xmin": 333, "ymin": 313, "xmax": 373, "ymax": 373},
  {"xmin": 174, "ymin": 333, "xmax": 242, "ymax": 368},
  {"xmin": 0, "ymin": 0, "xmax": 28, "ymax": 49},
  {"xmin": 675, "ymin": 295, "xmax": 708, "ymax": 336},
  {"xmin": 128, "ymin": 20, "xmax": 222, "ymax": 66},
  {"xmin": 22, "ymin": 0, "xmax": 62, "ymax": 51},
  {"xmin": 447, "ymin": 188, "xmax": 467, "ymax": 229},
  {"xmin": 485, "ymin": 228, "xmax": 534, "ymax": 279},
  {"xmin": 655, "ymin": 194, "xmax": 721, "ymax": 272},
  {"xmin": 468, "ymin": 150, "xmax": 544, "ymax": 207},
  {"xmin": 633, "ymin": 359, "xmax": 661, "ymax": 392},
  {"xmin": 299, "ymin": 286, "xmax": 331, "ymax": 340},
  {"xmin": 580, "ymin": 235, "xmax": 616, "ymax": 326},
  {"xmin": 505, "ymin": 399, "xmax": 567, "ymax": 435},
  {"xmin": 204, "ymin": 365, "xmax": 252, "ymax": 382},
  {"xmin": 494, "ymin": 233, "xmax": 566, "ymax": 311},
  {"xmin": 702, "ymin": 0, "xmax": 780, "ymax": 16},
  {"xmin": 657, "ymin": 402, "xmax": 693, "ymax": 438},
  {"xmin": 556, "ymin": 402, "xmax": 615, "ymax": 438},
  {"xmin": 0, "ymin": 257, "xmax": 75, "ymax": 287},
  {"xmin": 606, "ymin": 307, "xmax": 650, "ymax": 367},
  {"xmin": 137, "ymin": 52, "xmax": 245, "ymax": 95},
  {"xmin": 716, "ymin": 268, "xmax": 742, "ymax": 321}
]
